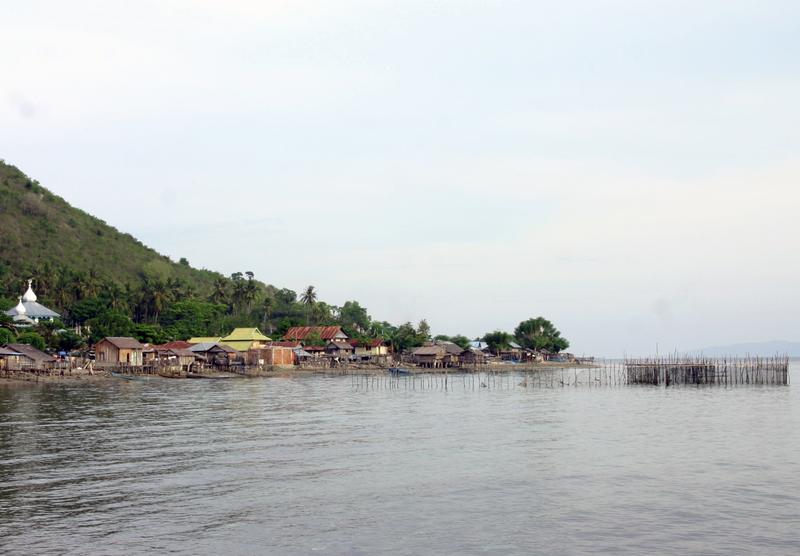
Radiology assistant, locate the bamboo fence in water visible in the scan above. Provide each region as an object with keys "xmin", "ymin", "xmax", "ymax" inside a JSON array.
[{"xmin": 349, "ymin": 356, "xmax": 790, "ymax": 392}]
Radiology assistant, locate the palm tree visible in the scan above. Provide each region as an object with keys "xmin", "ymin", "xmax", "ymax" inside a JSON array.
[
  {"xmin": 244, "ymin": 272, "xmax": 258, "ymax": 312},
  {"xmin": 300, "ymin": 285, "xmax": 317, "ymax": 325},
  {"xmin": 262, "ymin": 294, "xmax": 275, "ymax": 334},
  {"xmin": 210, "ymin": 277, "xmax": 230, "ymax": 305},
  {"xmin": 300, "ymin": 285, "xmax": 317, "ymax": 306}
]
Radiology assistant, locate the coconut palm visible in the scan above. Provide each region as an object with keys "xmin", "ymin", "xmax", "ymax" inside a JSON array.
[{"xmin": 300, "ymin": 286, "xmax": 317, "ymax": 306}]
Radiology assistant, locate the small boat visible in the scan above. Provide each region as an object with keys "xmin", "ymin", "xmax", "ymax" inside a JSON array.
[
  {"xmin": 387, "ymin": 367, "xmax": 412, "ymax": 375},
  {"xmin": 186, "ymin": 372, "xmax": 232, "ymax": 380}
]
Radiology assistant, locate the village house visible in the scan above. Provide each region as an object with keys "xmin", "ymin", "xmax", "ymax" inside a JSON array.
[
  {"xmin": 0, "ymin": 346, "xmax": 23, "ymax": 371},
  {"xmin": 412, "ymin": 345, "xmax": 447, "ymax": 368},
  {"xmin": 303, "ymin": 345, "xmax": 326, "ymax": 358},
  {"xmin": 246, "ymin": 346, "xmax": 296, "ymax": 368},
  {"xmin": 4, "ymin": 280, "xmax": 60, "ymax": 326},
  {"xmin": 144, "ymin": 344, "xmax": 201, "ymax": 369},
  {"xmin": 350, "ymin": 339, "xmax": 390, "ymax": 359},
  {"xmin": 94, "ymin": 337, "xmax": 145, "ymax": 366},
  {"xmin": 0, "ymin": 344, "xmax": 57, "ymax": 371},
  {"xmin": 461, "ymin": 347, "xmax": 487, "ymax": 366},
  {"xmin": 143, "ymin": 341, "xmax": 194, "ymax": 364},
  {"xmin": 284, "ymin": 326, "xmax": 349, "ymax": 344},
  {"xmin": 499, "ymin": 341, "xmax": 525, "ymax": 361},
  {"xmin": 188, "ymin": 342, "xmax": 239, "ymax": 366},
  {"xmin": 4, "ymin": 343, "xmax": 58, "ymax": 369},
  {"xmin": 326, "ymin": 341, "xmax": 355, "ymax": 358},
  {"xmin": 220, "ymin": 328, "xmax": 272, "ymax": 352},
  {"xmin": 440, "ymin": 342, "xmax": 464, "ymax": 367}
]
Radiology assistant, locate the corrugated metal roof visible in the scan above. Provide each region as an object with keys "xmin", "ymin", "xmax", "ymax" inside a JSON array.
[
  {"xmin": 350, "ymin": 338, "xmax": 386, "ymax": 348},
  {"xmin": 284, "ymin": 326, "xmax": 347, "ymax": 341},
  {"xmin": 220, "ymin": 340, "xmax": 256, "ymax": 352},
  {"xmin": 0, "ymin": 347, "xmax": 23, "ymax": 356},
  {"xmin": 270, "ymin": 341, "xmax": 302, "ymax": 348},
  {"xmin": 187, "ymin": 337, "xmax": 222, "ymax": 344},
  {"xmin": 328, "ymin": 341, "xmax": 354, "ymax": 350},
  {"xmin": 5, "ymin": 301, "xmax": 60, "ymax": 319},
  {"xmin": 221, "ymin": 328, "xmax": 271, "ymax": 342},
  {"xmin": 189, "ymin": 342, "xmax": 238, "ymax": 354}
]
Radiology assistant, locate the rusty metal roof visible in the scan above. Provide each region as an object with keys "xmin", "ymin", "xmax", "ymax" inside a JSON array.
[{"xmin": 284, "ymin": 326, "xmax": 347, "ymax": 341}]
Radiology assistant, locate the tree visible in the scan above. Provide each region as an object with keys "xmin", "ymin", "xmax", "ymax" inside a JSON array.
[
  {"xmin": 301, "ymin": 286, "xmax": 317, "ymax": 325},
  {"xmin": 210, "ymin": 277, "xmax": 230, "ymax": 305},
  {"xmin": 514, "ymin": 317, "xmax": 569, "ymax": 353},
  {"xmin": 261, "ymin": 294, "xmax": 275, "ymax": 334},
  {"xmin": 391, "ymin": 322, "xmax": 424, "ymax": 352},
  {"xmin": 417, "ymin": 319, "xmax": 431, "ymax": 342},
  {"xmin": 304, "ymin": 330, "xmax": 325, "ymax": 347},
  {"xmin": 55, "ymin": 330, "xmax": 84, "ymax": 352},
  {"xmin": 87, "ymin": 310, "xmax": 134, "ymax": 343},
  {"xmin": 0, "ymin": 327, "xmax": 15, "ymax": 344},
  {"xmin": 449, "ymin": 334, "xmax": 471, "ymax": 350},
  {"xmin": 16, "ymin": 331, "xmax": 46, "ymax": 351},
  {"xmin": 300, "ymin": 285, "xmax": 317, "ymax": 306},
  {"xmin": 339, "ymin": 300, "xmax": 370, "ymax": 335},
  {"xmin": 482, "ymin": 330, "xmax": 513, "ymax": 355},
  {"xmin": 132, "ymin": 323, "xmax": 169, "ymax": 345}
]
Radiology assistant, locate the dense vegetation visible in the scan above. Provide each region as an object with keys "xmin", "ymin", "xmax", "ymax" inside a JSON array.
[{"xmin": 0, "ymin": 160, "xmax": 569, "ymax": 355}]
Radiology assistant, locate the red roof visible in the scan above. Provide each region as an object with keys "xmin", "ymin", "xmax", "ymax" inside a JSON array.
[
  {"xmin": 284, "ymin": 326, "xmax": 347, "ymax": 341},
  {"xmin": 304, "ymin": 345, "xmax": 326, "ymax": 352},
  {"xmin": 270, "ymin": 341, "xmax": 301, "ymax": 348},
  {"xmin": 150, "ymin": 341, "xmax": 193, "ymax": 351}
]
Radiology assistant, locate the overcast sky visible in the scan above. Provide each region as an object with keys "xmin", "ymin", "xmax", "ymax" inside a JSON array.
[{"xmin": 2, "ymin": 0, "xmax": 799, "ymax": 356}]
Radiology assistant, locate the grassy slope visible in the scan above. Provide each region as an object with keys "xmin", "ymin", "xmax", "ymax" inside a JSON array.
[{"xmin": 0, "ymin": 160, "xmax": 222, "ymax": 292}]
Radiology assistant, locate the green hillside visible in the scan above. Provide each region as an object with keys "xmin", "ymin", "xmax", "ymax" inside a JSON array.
[
  {"xmin": 0, "ymin": 159, "xmax": 221, "ymax": 296},
  {"xmin": 0, "ymin": 159, "xmax": 565, "ymax": 354}
]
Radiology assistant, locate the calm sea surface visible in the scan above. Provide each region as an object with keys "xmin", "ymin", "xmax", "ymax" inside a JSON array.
[{"xmin": 1, "ymin": 364, "xmax": 799, "ymax": 555}]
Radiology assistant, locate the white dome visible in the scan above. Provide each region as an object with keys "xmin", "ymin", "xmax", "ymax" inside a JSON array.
[
  {"xmin": 14, "ymin": 297, "xmax": 26, "ymax": 315},
  {"xmin": 22, "ymin": 279, "xmax": 37, "ymax": 302}
]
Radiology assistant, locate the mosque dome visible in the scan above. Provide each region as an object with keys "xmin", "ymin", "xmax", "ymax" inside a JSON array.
[
  {"xmin": 14, "ymin": 297, "xmax": 26, "ymax": 315},
  {"xmin": 22, "ymin": 279, "xmax": 37, "ymax": 302}
]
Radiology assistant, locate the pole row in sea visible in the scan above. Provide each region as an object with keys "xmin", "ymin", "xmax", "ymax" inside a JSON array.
[{"xmin": 349, "ymin": 357, "xmax": 790, "ymax": 392}]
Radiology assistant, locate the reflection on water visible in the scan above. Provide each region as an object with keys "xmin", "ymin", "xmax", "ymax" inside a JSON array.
[{"xmin": 1, "ymin": 366, "xmax": 799, "ymax": 555}]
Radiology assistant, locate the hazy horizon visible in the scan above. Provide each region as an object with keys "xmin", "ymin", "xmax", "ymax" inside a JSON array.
[{"xmin": 2, "ymin": 1, "xmax": 799, "ymax": 356}]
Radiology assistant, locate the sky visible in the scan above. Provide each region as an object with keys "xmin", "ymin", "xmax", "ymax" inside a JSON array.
[{"xmin": 2, "ymin": 0, "xmax": 799, "ymax": 356}]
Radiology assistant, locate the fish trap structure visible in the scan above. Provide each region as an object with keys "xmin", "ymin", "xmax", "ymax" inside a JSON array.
[{"xmin": 624, "ymin": 356, "xmax": 789, "ymax": 386}]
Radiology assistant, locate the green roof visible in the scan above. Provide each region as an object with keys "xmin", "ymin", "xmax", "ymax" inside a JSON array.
[
  {"xmin": 220, "ymin": 340, "xmax": 256, "ymax": 352},
  {"xmin": 188, "ymin": 337, "xmax": 222, "ymax": 344},
  {"xmin": 221, "ymin": 328, "xmax": 272, "ymax": 342}
]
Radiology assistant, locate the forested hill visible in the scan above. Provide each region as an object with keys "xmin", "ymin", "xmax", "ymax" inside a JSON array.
[
  {"xmin": 0, "ymin": 160, "xmax": 223, "ymax": 300},
  {"xmin": 0, "ymin": 159, "xmax": 568, "ymax": 355}
]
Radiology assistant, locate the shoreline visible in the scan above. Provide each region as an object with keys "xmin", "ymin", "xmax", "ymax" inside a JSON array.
[{"xmin": 0, "ymin": 361, "xmax": 594, "ymax": 385}]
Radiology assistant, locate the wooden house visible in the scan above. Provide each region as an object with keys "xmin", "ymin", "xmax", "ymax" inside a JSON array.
[
  {"xmin": 461, "ymin": 347, "xmax": 487, "ymax": 366},
  {"xmin": 0, "ymin": 346, "xmax": 24, "ymax": 371},
  {"xmin": 188, "ymin": 342, "xmax": 239, "ymax": 366},
  {"xmin": 350, "ymin": 339, "xmax": 390, "ymax": 358},
  {"xmin": 412, "ymin": 345, "xmax": 447, "ymax": 368},
  {"xmin": 4, "ymin": 343, "xmax": 57, "ymax": 370},
  {"xmin": 440, "ymin": 342, "xmax": 463, "ymax": 367},
  {"xmin": 94, "ymin": 337, "xmax": 144, "ymax": 366},
  {"xmin": 326, "ymin": 341, "xmax": 355, "ymax": 358},
  {"xmin": 303, "ymin": 345, "xmax": 326, "ymax": 358}
]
